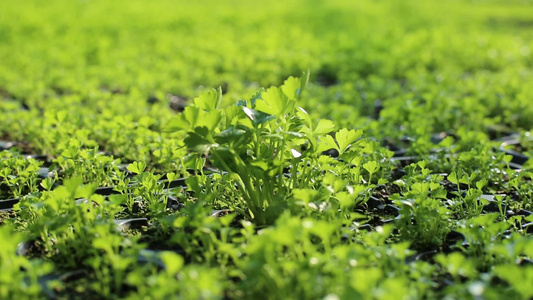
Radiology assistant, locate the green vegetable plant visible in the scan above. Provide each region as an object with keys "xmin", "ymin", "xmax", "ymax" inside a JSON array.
[
  {"xmin": 447, "ymin": 169, "xmax": 488, "ymax": 219},
  {"xmin": 15, "ymin": 176, "xmax": 148, "ymax": 298},
  {"xmin": 52, "ymin": 141, "xmax": 120, "ymax": 187},
  {"xmin": 508, "ymin": 171, "xmax": 533, "ymax": 210},
  {"xmin": 455, "ymin": 214, "xmax": 509, "ymax": 266},
  {"xmin": 393, "ymin": 162, "xmax": 451, "ymax": 249},
  {"xmin": 0, "ymin": 226, "xmax": 54, "ymax": 299},
  {"xmin": 117, "ymin": 161, "xmax": 169, "ymax": 216},
  {"xmin": 0, "ymin": 150, "xmax": 42, "ymax": 199},
  {"xmin": 165, "ymin": 73, "xmax": 367, "ymax": 225}
]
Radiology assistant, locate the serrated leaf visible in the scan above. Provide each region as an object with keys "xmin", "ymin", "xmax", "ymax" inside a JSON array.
[
  {"xmin": 127, "ymin": 161, "xmax": 146, "ymax": 174},
  {"xmin": 281, "ymin": 76, "xmax": 301, "ymax": 100},
  {"xmin": 249, "ymin": 88, "xmax": 264, "ymax": 107},
  {"xmin": 255, "ymin": 86, "xmax": 289, "ymax": 116},
  {"xmin": 183, "ymin": 105, "xmax": 201, "ymax": 128},
  {"xmin": 335, "ymin": 128, "xmax": 363, "ymax": 154},
  {"xmin": 223, "ymin": 105, "xmax": 244, "ymax": 127},
  {"xmin": 196, "ymin": 110, "xmax": 222, "ymax": 131},
  {"xmin": 193, "ymin": 87, "xmax": 222, "ymax": 111},
  {"xmin": 167, "ymin": 106, "xmax": 221, "ymax": 132},
  {"xmin": 363, "ymin": 161, "xmax": 379, "ymax": 174}
]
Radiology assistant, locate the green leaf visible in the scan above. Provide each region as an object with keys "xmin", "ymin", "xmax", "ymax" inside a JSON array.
[
  {"xmin": 281, "ymin": 76, "xmax": 301, "ymax": 100},
  {"xmin": 183, "ymin": 106, "xmax": 201, "ymax": 128},
  {"xmin": 109, "ymin": 194, "xmax": 128, "ymax": 206},
  {"xmin": 75, "ymin": 182, "xmax": 97, "ymax": 199},
  {"xmin": 166, "ymin": 172, "xmax": 178, "ymax": 182},
  {"xmin": 255, "ymin": 86, "xmax": 293, "ymax": 116},
  {"xmin": 336, "ymin": 191, "xmax": 355, "ymax": 208},
  {"xmin": 166, "ymin": 106, "xmax": 222, "ymax": 132},
  {"xmin": 64, "ymin": 176, "xmax": 83, "ymax": 193},
  {"xmin": 127, "ymin": 161, "xmax": 146, "ymax": 174},
  {"xmin": 476, "ymin": 179, "xmax": 487, "ymax": 190},
  {"xmin": 335, "ymin": 128, "xmax": 363, "ymax": 154},
  {"xmin": 219, "ymin": 213, "xmax": 237, "ymax": 227},
  {"xmin": 296, "ymin": 107, "xmax": 312, "ymax": 127},
  {"xmin": 293, "ymin": 188, "xmax": 319, "ymax": 204},
  {"xmin": 448, "ymin": 172, "xmax": 458, "ymax": 184},
  {"xmin": 363, "ymin": 161, "xmax": 379, "ymax": 174},
  {"xmin": 250, "ymin": 160, "xmax": 269, "ymax": 171},
  {"xmin": 197, "ymin": 110, "xmax": 222, "ymax": 132},
  {"xmin": 215, "ymin": 126, "xmax": 250, "ymax": 145},
  {"xmin": 55, "ymin": 110, "xmax": 68, "ymax": 124},
  {"xmin": 317, "ymin": 135, "xmax": 339, "ymax": 153},
  {"xmin": 248, "ymin": 88, "xmax": 264, "ymax": 107},
  {"xmin": 184, "ymin": 127, "xmax": 218, "ymax": 153},
  {"xmin": 160, "ymin": 251, "xmax": 184, "ymax": 275},
  {"xmin": 314, "ymin": 119, "xmax": 335, "ymax": 135},
  {"xmin": 503, "ymin": 154, "xmax": 513, "ymax": 164},
  {"xmin": 193, "ymin": 87, "xmax": 222, "ymax": 111},
  {"xmin": 242, "ymin": 107, "xmax": 275, "ymax": 125},
  {"xmin": 459, "ymin": 174, "xmax": 470, "ymax": 185},
  {"xmin": 223, "ymin": 104, "xmax": 244, "ymax": 127},
  {"xmin": 40, "ymin": 177, "xmax": 55, "ymax": 191},
  {"xmin": 308, "ymin": 220, "xmax": 336, "ymax": 240}
]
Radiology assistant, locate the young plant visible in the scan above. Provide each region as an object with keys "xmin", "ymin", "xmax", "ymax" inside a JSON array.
[
  {"xmin": 165, "ymin": 73, "xmax": 367, "ymax": 225},
  {"xmin": 52, "ymin": 141, "xmax": 120, "ymax": 187},
  {"xmin": 0, "ymin": 226, "xmax": 54, "ymax": 299},
  {"xmin": 0, "ymin": 150, "xmax": 42, "ymax": 199}
]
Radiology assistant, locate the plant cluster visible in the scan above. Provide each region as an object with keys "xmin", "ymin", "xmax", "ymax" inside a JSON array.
[{"xmin": 1, "ymin": 0, "xmax": 533, "ymax": 299}]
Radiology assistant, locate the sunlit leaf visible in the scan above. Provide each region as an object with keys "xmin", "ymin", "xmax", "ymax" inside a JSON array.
[{"xmin": 193, "ymin": 87, "xmax": 222, "ymax": 111}]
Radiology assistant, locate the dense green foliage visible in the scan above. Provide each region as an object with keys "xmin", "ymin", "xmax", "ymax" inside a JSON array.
[{"xmin": 1, "ymin": 0, "xmax": 533, "ymax": 299}]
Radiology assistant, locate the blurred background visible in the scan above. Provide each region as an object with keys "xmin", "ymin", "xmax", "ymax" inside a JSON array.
[{"xmin": 1, "ymin": 0, "xmax": 532, "ymax": 149}]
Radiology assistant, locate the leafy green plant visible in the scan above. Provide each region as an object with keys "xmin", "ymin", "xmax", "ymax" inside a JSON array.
[
  {"xmin": 0, "ymin": 226, "xmax": 54, "ymax": 299},
  {"xmin": 0, "ymin": 150, "xmax": 42, "ymax": 199},
  {"xmin": 165, "ymin": 73, "xmax": 367, "ymax": 225},
  {"xmin": 52, "ymin": 142, "xmax": 120, "ymax": 187},
  {"xmin": 393, "ymin": 167, "xmax": 451, "ymax": 249}
]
